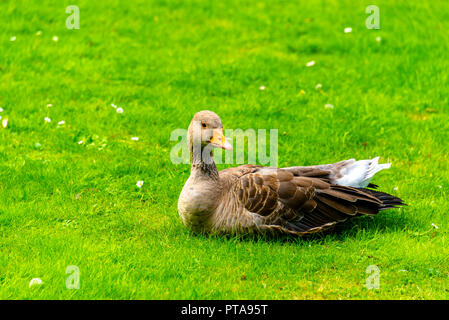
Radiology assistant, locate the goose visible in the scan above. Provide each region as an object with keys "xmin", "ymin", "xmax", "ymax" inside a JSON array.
[{"xmin": 178, "ymin": 110, "xmax": 405, "ymax": 236}]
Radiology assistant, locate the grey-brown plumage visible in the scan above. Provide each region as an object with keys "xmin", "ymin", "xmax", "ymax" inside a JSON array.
[{"xmin": 178, "ymin": 110, "xmax": 406, "ymax": 236}]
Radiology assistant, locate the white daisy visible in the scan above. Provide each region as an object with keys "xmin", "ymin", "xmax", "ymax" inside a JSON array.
[
  {"xmin": 376, "ymin": 36, "xmax": 382, "ymax": 43},
  {"xmin": 0, "ymin": 107, "xmax": 3, "ymax": 112},
  {"xmin": 315, "ymin": 84, "xmax": 322, "ymax": 90},
  {"xmin": 344, "ymin": 27, "xmax": 352, "ymax": 33},
  {"xmin": 394, "ymin": 187, "xmax": 399, "ymax": 191},
  {"xmin": 306, "ymin": 60, "xmax": 315, "ymax": 67},
  {"xmin": 10, "ymin": 36, "xmax": 16, "ymax": 42},
  {"xmin": 131, "ymin": 137, "xmax": 139, "ymax": 141},
  {"xmin": 29, "ymin": 278, "xmax": 43, "ymax": 287},
  {"xmin": 324, "ymin": 104, "xmax": 334, "ymax": 109},
  {"xmin": 111, "ymin": 103, "xmax": 117, "ymax": 108},
  {"xmin": 259, "ymin": 86, "xmax": 265, "ymax": 90},
  {"xmin": 136, "ymin": 180, "xmax": 144, "ymax": 188},
  {"xmin": 36, "ymin": 30, "xmax": 42, "ymax": 36},
  {"xmin": 2, "ymin": 118, "xmax": 8, "ymax": 128},
  {"xmin": 46, "ymin": 103, "xmax": 52, "ymax": 108},
  {"xmin": 116, "ymin": 107, "xmax": 123, "ymax": 113},
  {"xmin": 58, "ymin": 120, "xmax": 65, "ymax": 125},
  {"xmin": 44, "ymin": 117, "xmax": 51, "ymax": 123},
  {"xmin": 52, "ymin": 36, "xmax": 58, "ymax": 42},
  {"xmin": 78, "ymin": 140, "xmax": 83, "ymax": 145}
]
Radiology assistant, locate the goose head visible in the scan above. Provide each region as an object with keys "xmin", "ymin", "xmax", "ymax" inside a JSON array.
[{"xmin": 187, "ymin": 111, "xmax": 232, "ymax": 164}]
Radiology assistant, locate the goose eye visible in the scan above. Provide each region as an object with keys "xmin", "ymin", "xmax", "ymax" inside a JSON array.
[{"xmin": 201, "ymin": 122, "xmax": 206, "ymax": 128}]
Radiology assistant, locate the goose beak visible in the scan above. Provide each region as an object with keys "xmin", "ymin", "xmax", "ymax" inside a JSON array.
[{"xmin": 210, "ymin": 128, "xmax": 233, "ymax": 150}]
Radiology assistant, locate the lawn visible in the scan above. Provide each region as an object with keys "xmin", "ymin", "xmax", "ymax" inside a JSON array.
[{"xmin": 0, "ymin": 0, "xmax": 448, "ymax": 299}]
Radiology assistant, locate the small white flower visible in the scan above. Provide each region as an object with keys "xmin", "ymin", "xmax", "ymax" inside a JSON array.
[
  {"xmin": 306, "ymin": 60, "xmax": 315, "ymax": 67},
  {"xmin": 438, "ymin": 185, "xmax": 442, "ymax": 189},
  {"xmin": 44, "ymin": 117, "xmax": 51, "ymax": 123},
  {"xmin": 315, "ymin": 84, "xmax": 322, "ymax": 90},
  {"xmin": 36, "ymin": 30, "xmax": 42, "ymax": 36},
  {"xmin": 259, "ymin": 86, "xmax": 265, "ymax": 90},
  {"xmin": 0, "ymin": 116, "xmax": 2, "ymax": 120},
  {"xmin": 29, "ymin": 278, "xmax": 43, "ymax": 287},
  {"xmin": 131, "ymin": 137, "xmax": 139, "ymax": 141},
  {"xmin": 10, "ymin": 36, "xmax": 16, "ymax": 42},
  {"xmin": 324, "ymin": 104, "xmax": 334, "ymax": 109},
  {"xmin": 58, "ymin": 120, "xmax": 65, "ymax": 125},
  {"xmin": 35, "ymin": 142, "xmax": 41, "ymax": 148},
  {"xmin": 376, "ymin": 36, "xmax": 382, "ymax": 43},
  {"xmin": 116, "ymin": 107, "xmax": 123, "ymax": 113},
  {"xmin": 2, "ymin": 118, "xmax": 8, "ymax": 128},
  {"xmin": 432, "ymin": 223, "xmax": 439, "ymax": 229},
  {"xmin": 0, "ymin": 107, "xmax": 3, "ymax": 112},
  {"xmin": 136, "ymin": 180, "xmax": 144, "ymax": 188},
  {"xmin": 78, "ymin": 140, "xmax": 83, "ymax": 145},
  {"xmin": 398, "ymin": 270, "xmax": 407, "ymax": 272},
  {"xmin": 394, "ymin": 187, "xmax": 399, "ymax": 191},
  {"xmin": 46, "ymin": 103, "xmax": 52, "ymax": 108},
  {"xmin": 344, "ymin": 27, "xmax": 352, "ymax": 33},
  {"xmin": 52, "ymin": 36, "xmax": 58, "ymax": 42},
  {"xmin": 111, "ymin": 103, "xmax": 117, "ymax": 109}
]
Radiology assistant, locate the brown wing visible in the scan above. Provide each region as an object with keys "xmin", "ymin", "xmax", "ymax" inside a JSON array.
[{"xmin": 225, "ymin": 166, "xmax": 404, "ymax": 236}]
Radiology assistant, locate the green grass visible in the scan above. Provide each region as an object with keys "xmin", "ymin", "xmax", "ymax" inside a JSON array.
[{"xmin": 1, "ymin": 0, "xmax": 448, "ymax": 299}]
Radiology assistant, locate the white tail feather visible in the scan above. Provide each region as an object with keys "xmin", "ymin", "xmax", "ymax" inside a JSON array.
[{"xmin": 335, "ymin": 157, "xmax": 391, "ymax": 188}]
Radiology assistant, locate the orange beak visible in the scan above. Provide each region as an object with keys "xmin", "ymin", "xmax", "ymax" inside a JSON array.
[{"xmin": 210, "ymin": 128, "xmax": 233, "ymax": 150}]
